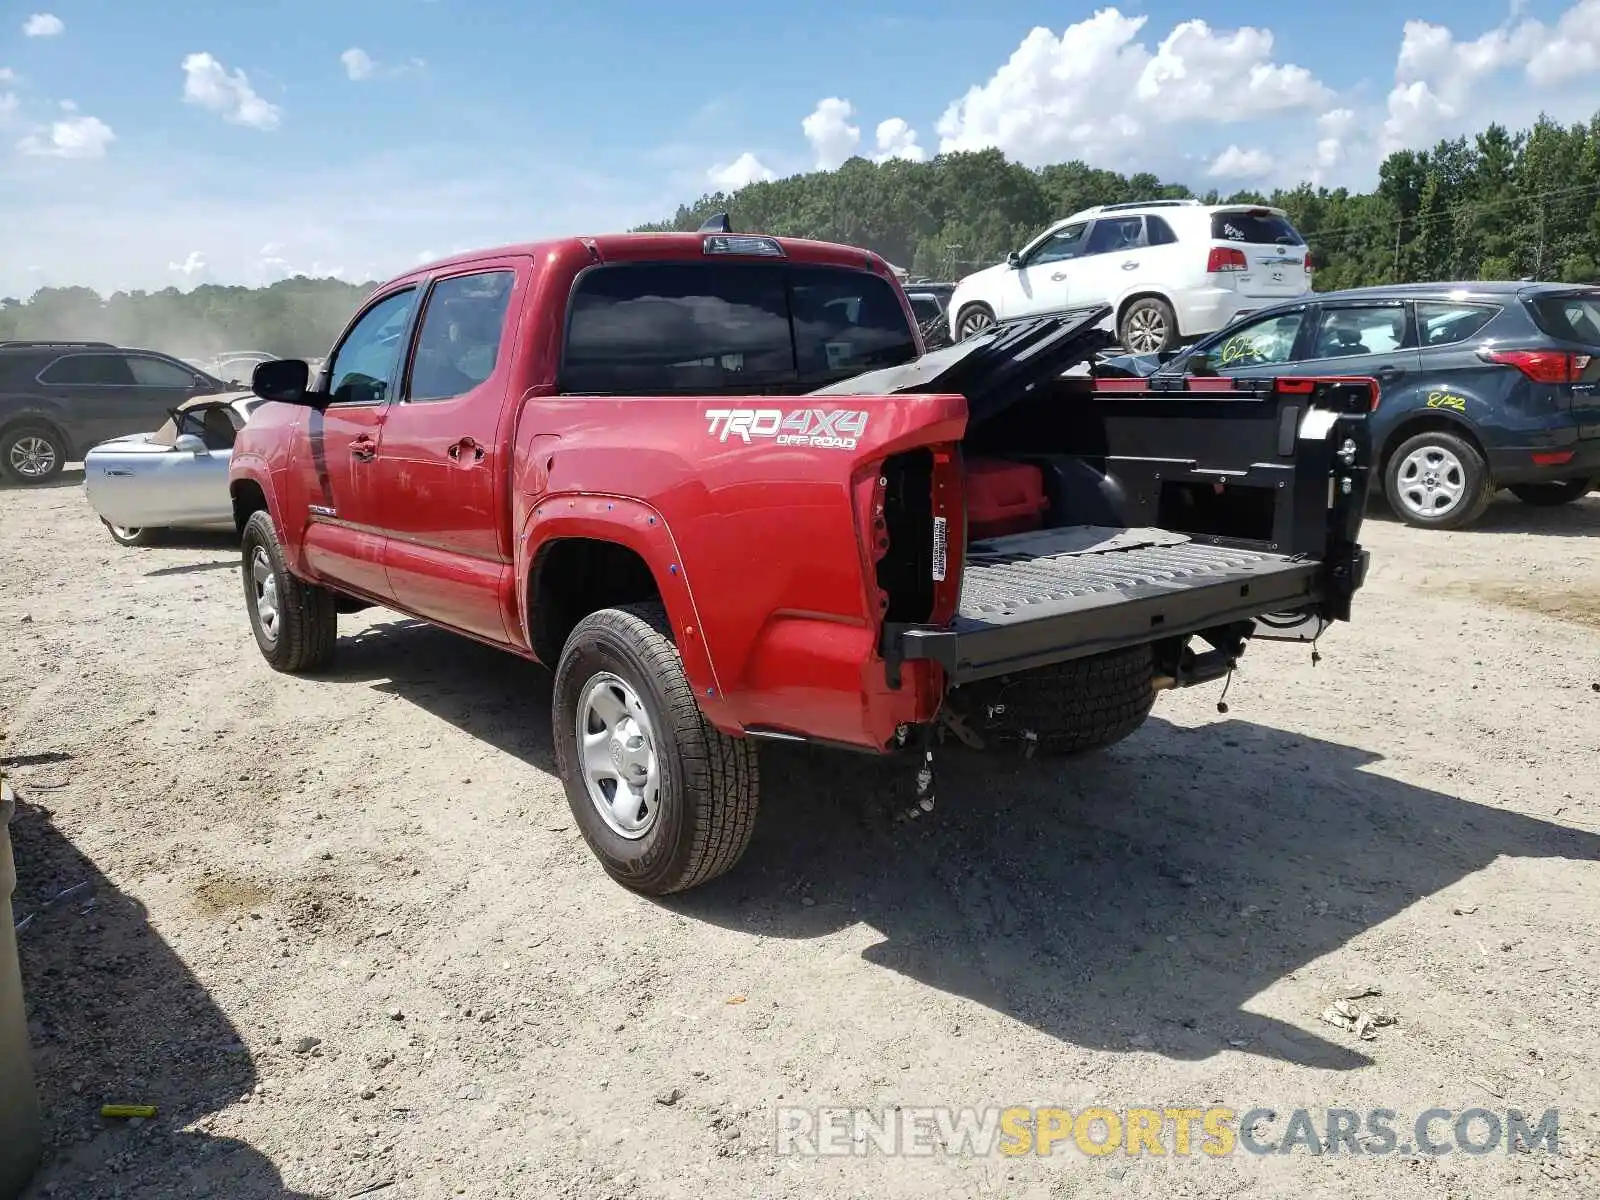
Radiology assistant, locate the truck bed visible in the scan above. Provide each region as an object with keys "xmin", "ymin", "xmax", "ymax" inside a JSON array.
[{"xmin": 900, "ymin": 525, "xmax": 1326, "ymax": 683}]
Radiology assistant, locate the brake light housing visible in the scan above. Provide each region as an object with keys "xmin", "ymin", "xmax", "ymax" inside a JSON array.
[
  {"xmin": 1207, "ymin": 246, "xmax": 1248, "ymax": 273},
  {"xmin": 1478, "ymin": 347, "xmax": 1590, "ymax": 384}
]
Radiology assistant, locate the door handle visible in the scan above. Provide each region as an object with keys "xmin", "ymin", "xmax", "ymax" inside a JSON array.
[
  {"xmin": 1050, "ymin": 272, "xmax": 1068, "ymax": 281},
  {"xmin": 1374, "ymin": 366, "xmax": 1404, "ymax": 382},
  {"xmin": 104, "ymin": 469, "xmax": 134, "ymax": 477},
  {"xmin": 1121, "ymin": 260, "xmax": 1139, "ymax": 270},
  {"xmin": 448, "ymin": 437, "xmax": 485, "ymax": 463},
  {"xmin": 350, "ymin": 436, "xmax": 376, "ymax": 462}
]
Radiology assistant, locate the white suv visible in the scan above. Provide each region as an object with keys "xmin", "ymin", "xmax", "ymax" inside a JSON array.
[{"xmin": 946, "ymin": 199, "xmax": 1315, "ymax": 353}]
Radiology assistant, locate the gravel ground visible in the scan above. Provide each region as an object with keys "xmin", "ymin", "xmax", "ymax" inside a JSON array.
[{"xmin": 2, "ymin": 471, "xmax": 1598, "ymax": 1200}]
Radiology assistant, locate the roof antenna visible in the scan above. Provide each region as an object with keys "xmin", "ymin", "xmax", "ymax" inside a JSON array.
[{"xmin": 698, "ymin": 212, "xmax": 733, "ymax": 234}]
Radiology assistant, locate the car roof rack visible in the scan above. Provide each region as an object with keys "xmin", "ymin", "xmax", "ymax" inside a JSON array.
[
  {"xmin": 0, "ymin": 339, "xmax": 116, "ymax": 350},
  {"xmin": 1065, "ymin": 198, "xmax": 1203, "ymax": 221}
]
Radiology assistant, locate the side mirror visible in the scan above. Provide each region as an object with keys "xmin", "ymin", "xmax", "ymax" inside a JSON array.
[
  {"xmin": 1005, "ymin": 250, "xmax": 1021, "ymax": 269},
  {"xmin": 252, "ymin": 358, "xmax": 314, "ymax": 405},
  {"xmin": 173, "ymin": 433, "xmax": 207, "ymax": 455}
]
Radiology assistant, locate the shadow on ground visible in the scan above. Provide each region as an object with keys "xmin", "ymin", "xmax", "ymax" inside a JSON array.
[
  {"xmin": 1365, "ymin": 489, "xmax": 1600, "ymax": 537},
  {"xmin": 0, "ymin": 467, "xmax": 84, "ymax": 492},
  {"xmin": 9, "ymin": 793, "xmax": 315, "ymax": 1198},
  {"xmin": 318, "ymin": 619, "xmax": 1600, "ymax": 1071}
]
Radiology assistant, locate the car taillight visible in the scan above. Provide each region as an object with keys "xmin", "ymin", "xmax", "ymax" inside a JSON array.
[
  {"xmin": 1304, "ymin": 252, "xmax": 1315, "ymax": 274},
  {"xmin": 1478, "ymin": 348, "xmax": 1591, "ymax": 383},
  {"xmin": 1207, "ymin": 246, "xmax": 1248, "ymax": 273}
]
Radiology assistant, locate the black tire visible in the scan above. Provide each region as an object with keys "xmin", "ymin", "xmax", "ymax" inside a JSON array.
[
  {"xmin": 553, "ymin": 602, "xmax": 759, "ymax": 895},
  {"xmin": 950, "ymin": 645, "xmax": 1157, "ymax": 756},
  {"xmin": 102, "ymin": 521, "xmax": 157, "ymax": 547},
  {"xmin": 1508, "ymin": 478, "xmax": 1595, "ymax": 506},
  {"xmin": 240, "ymin": 509, "xmax": 338, "ymax": 672},
  {"xmin": 1119, "ymin": 297, "xmax": 1178, "ymax": 354},
  {"xmin": 956, "ymin": 303, "xmax": 997, "ymax": 340},
  {"xmin": 1, "ymin": 422, "xmax": 68, "ymax": 484},
  {"xmin": 1382, "ymin": 429, "xmax": 1492, "ymax": 530}
]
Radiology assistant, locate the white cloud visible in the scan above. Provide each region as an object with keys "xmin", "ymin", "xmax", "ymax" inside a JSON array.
[
  {"xmin": 802, "ymin": 97, "xmax": 860, "ymax": 170},
  {"xmin": 872, "ymin": 118, "xmax": 925, "ymax": 163},
  {"xmin": 17, "ymin": 113, "xmax": 114, "ymax": 159},
  {"xmin": 706, "ymin": 151, "xmax": 776, "ymax": 191},
  {"xmin": 182, "ymin": 52, "xmax": 280, "ymax": 130},
  {"xmin": 1313, "ymin": 107, "xmax": 1356, "ymax": 176},
  {"xmin": 168, "ymin": 251, "xmax": 208, "ymax": 279},
  {"xmin": 935, "ymin": 9, "xmax": 1328, "ymax": 169},
  {"xmin": 341, "ymin": 48, "xmax": 376, "ymax": 82},
  {"xmin": 0, "ymin": 68, "xmax": 16, "ymax": 83},
  {"xmin": 1207, "ymin": 145, "xmax": 1274, "ymax": 180},
  {"xmin": 22, "ymin": 13, "xmax": 63, "ymax": 37}
]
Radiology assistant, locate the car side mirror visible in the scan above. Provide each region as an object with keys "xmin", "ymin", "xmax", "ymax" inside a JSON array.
[
  {"xmin": 252, "ymin": 358, "xmax": 315, "ymax": 406},
  {"xmin": 173, "ymin": 433, "xmax": 207, "ymax": 455},
  {"xmin": 1005, "ymin": 250, "xmax": 1021, "ymax": 269}
]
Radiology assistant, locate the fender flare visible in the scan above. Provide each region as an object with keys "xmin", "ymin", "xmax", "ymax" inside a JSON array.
[
  {"xmin": 228, "ymin": 460, "xmax": 304, "ymax": 574},
  {"xmin": 517, "ymin": 493, "xmax": 726, "ymax": 705},
  {"xmin": 0, "ymin": 406, "xmax": 75, "ymax": 459}
]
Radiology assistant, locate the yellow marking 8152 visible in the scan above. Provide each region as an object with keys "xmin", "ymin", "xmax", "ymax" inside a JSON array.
[{"xmin": 1425, "ymin": 390, "xmax": 1466, "ymax": 412}]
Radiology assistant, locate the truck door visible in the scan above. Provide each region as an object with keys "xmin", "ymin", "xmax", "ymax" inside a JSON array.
[
  {"xmin": 371, "ymin": 261, "xmax": 524, "ymax": 643},
  {"xmin": 295, "ymin": 286, "xmax": 420, "ymax": 602}
]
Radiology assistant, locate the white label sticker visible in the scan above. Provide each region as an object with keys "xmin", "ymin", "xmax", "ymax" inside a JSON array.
[{"xmin": 931, "ymin": 516, "xmax": 948, "ymax": 582}]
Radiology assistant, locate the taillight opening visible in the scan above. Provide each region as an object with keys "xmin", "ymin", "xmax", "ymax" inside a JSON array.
[
  {"xmin": 1207, "ymin": 246, "xmax": 1248, "ymax": 273},
  {"xmin": 1478, "ymin": 347, "xmax": 1590, "ymax": 384}
]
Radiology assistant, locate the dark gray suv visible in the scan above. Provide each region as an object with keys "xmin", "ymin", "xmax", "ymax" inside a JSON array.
[{"xmin": 0, "ymin": 341, "xmax": 235, "ymax": 484}]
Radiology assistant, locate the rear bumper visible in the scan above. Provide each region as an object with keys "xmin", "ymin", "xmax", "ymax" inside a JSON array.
[{"xmin": 1487, "ymin": 436, "xmax": 1600, "ymax": 485}]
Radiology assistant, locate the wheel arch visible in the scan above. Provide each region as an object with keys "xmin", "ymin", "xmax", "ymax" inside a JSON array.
[
  {"xmin": 0, "ymin": 412, "xmax": 75, "ymax": 461},
  {"xmin": 1377, "ymin": 411, "xmax": 1489, "ymax": 481},
  {"xmin": 1114, "ymin": 289, "xmax": 1180, "ymax": 338}
]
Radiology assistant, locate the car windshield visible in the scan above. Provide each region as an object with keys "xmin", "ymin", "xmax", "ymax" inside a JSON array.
[{"xmin": 1211, "ymin": 211, "xmax": 1304, "ymax": 246}]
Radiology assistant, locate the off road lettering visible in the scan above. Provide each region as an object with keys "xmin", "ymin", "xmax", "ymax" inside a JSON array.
[{"xmin": 705, "ymin": 407, "xmax": 868, "ymax": 449}]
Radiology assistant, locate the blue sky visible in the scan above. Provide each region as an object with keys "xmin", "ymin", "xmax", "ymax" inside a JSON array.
[{"xmin": 3, "ymin": 0, "xmax": 1598, "ymax": 294}]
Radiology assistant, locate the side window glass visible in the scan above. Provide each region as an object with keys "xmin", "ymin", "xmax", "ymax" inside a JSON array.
[
  {"xmin": 1083, "ymin": 216, "xmax": 1144, "ymax": 256},
  {"xmin": 1026, "ymin": 224, "xmax": 1087, "ymax": 267},
  {"xmin": 326, "ymin": 289, "xmax": 417, "ymax": 405},
  {"xmin": 1415, "ymin": 302, "xmax": 1497, "ymax": 347},
  {"xmin": 39, "ymin": 353, "xmax": 135, "ymax": 386},
  {"xmin": 1310, "ymin": 306, "xmax": 1408, "ymax": 359},
  {"xmin": 128, "ymin": 355, "xmax": 199, "ymax": 387},
  {"xmin": 1188, "ymin": 312, "xmax": 1305, "ymax": 374},
  {"xmin": 1145, "ymin": 216, "xmax": 1178, "ymax": 246},
  {"xmin": 407, "ymin": 271, "xmax": 516, "ymax": 402}
]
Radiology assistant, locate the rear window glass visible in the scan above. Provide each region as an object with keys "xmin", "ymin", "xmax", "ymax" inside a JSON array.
[
  {"xmin": 562, "ymin": 263, "xmax": 917, "ymax": 395},
  {"xmin": 1210, "ymin": 211, "xmax": 1305, "ymax": 246},
  {"xmin": 1416, "ymin": 302, "xmax": 1498, "ymax": 346},
  {"xmin": 1526, "ymin": 293, "xmax": 1600, "ymax": 344}
]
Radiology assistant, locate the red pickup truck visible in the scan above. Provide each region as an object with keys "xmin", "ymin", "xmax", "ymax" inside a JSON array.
[{"xmin": 229, "ymin": 222, "xmax": 1374, "ymax": 895}]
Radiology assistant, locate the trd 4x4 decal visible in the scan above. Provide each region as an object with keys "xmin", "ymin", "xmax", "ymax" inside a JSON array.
[{"xmin": 704, "ymin": 408, "xmax": 869, "ymax": 450}]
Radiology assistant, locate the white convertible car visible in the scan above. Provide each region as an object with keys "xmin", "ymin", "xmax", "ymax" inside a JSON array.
[{"xmin": 83, "ymin": 392, "xmax": 263, "ymax": 546}]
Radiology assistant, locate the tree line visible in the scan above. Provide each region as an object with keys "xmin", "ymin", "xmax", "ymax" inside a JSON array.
[{"xmin": 5, "ymin": 111, "xmax": 1600, "ymax": 357}]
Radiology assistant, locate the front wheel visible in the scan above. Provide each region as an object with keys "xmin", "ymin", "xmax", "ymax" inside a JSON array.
[
  {"xmin": 553, "ymin": 602, "xmax": 759, "ymax": 895},
  {"xmin": 1383, "ymin": 430, "xmax": 1492, "ymax": 529},
  {"xmin": 1508, "ymin": 478, "xmax": 1594, "ymax": 506},
  {"xmin": 240, "ymin": 509, "xmax": 338, "ymax": 672},
  {"xmin": 103, "ymin": 521, "xmax": 157, "ymax": 547},
  {"xmin": 1, "ymin": 423, "xmax": 68, "ymax": 484}
]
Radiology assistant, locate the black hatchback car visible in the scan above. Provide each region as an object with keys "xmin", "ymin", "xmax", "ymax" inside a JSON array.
[
  {"xmin": 0, "ymin": 341, "xmax": 237, "ymax": 484},
  {"xmin": 1096, "ymin": 281, "xmax": 1600, "ymax": 529}
]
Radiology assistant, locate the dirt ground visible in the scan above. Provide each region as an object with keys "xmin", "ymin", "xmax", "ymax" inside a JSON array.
[{"xmin": 2, "ymin": 470, "xmax": 1597, "ymax": 1200}]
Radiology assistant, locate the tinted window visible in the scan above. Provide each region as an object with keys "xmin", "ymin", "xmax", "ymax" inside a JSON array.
[
  {"xmin": 1310, "ymin": 305, "xmax": 1408, "ymax": 358},
  {"xmin": 561, "ymin": 264, "xmax": 916, "ymax": 395},
  {"xmin": 326, "ymin": 288, "xmax": 417, "ymax": 405},
  {"xmin": 39, "ymin": 353, "xmax": 136, "ymax": 386},
  {"xmin": 1211, "ymin": 211, "xmax": 1305, "ymax": 246},
  {"xmin": 1524, "ymin": 294, "xmax": 1600, "ymax": 345},
  {"xmin": 408, "ymin": 270, "xmax": 515, "ymax": 402},
  {"xmin": 907, "ymin": 295, "xmax": 943, "ymax": 323},
  {"xmin": 1026, "ymin": 224, "xmax": 1087, "ymax": 267},
  {"xmin": 1084, "ymin": 217, "xmax": 1145, "ymax": 255},
  {"xmin": 1415, "ymin": 302, "xmax": 1498, "ymax": 347},
  {"xmin": 127, "ymin": 355, "xmax": 199, "ymax": 387},
  {"xmin": 1188, "ymin": 311, "xmax": 1305, "ymax": 374},
  {"xmin": 1146, "ymin": 216, "xmax": 1178, "ymax": 246}
]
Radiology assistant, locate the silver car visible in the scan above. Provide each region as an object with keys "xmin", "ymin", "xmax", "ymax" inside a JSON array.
[{"xmin": 83, "ymin": 393, "xmax": 263, "ymax": 546}]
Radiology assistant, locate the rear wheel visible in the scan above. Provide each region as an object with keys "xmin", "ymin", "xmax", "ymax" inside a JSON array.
[
  {"xmin": 950, "ymin": 645, "xmax": 1158, "ymax": 756},
  {"xmin": 956, "ymin": 304, "xmax": 996, "ymax": 340},
  {"xmin": 1, "ymin": 423, "xmax": 68, "ymax": 484},
  {"xmin": 1508, "ymin": 478, "xmax": 1594, "ymax": 506},
  {"xmin": 1119, "ymin": 297, "xmax": 1178, "ymax": 354},
  {"xmin": 103, "ymin": 521, "xmax": 157, "ymax": 547},
  {"xmin": 240, "ymin": 509, "xmax": 338, "ymax": 672},
  {"xmin": 1383, "ymin": 430, "xmax": 1492, "ymax": 530},
  {"xmin": 553, "ymin": 602, "xmax": 759, "ymax": 895}
]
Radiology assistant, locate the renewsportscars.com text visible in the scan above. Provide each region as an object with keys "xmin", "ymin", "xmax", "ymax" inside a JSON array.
[{"xmin": 773, "ymin": 1105, "xmax": 1560, "ymax": 1158}]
